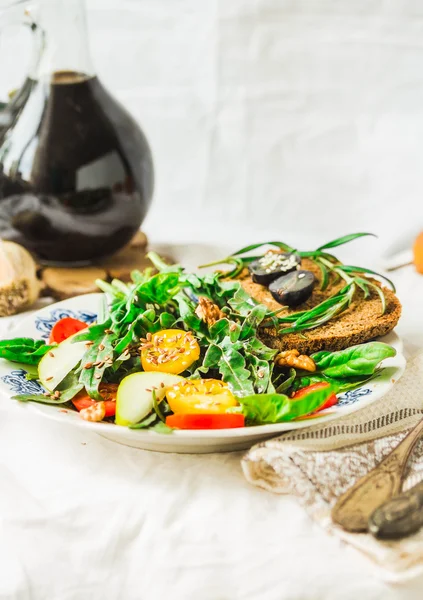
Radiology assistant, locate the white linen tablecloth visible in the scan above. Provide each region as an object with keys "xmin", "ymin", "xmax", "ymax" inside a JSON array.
[{"xmin": 1, "ymin": 231, "xmax": 423, "ymax": 600}]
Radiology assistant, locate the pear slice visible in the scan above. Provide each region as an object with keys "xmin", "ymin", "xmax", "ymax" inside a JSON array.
[
  {"xmin": 38, "ymin": 332, "xmax": 87, "ymax": 391},
  {"xmin": 116, "ymin": 372, "xmax": 184, "ymax": 426}
]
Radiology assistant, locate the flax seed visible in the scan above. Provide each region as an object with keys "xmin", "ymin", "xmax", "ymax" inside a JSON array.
[
  {"xmin": 48, "ymin": 351, "xmax": 55, "ymax": 358},
  {"xmin": 46, "ymin": 376, "xmax": 53, "ymax": 381},
  {"xmin": 85, "ymin": 341, "xmax": 94, "ymax": 347},
  {"xmin": 84, "ymin": 362, "xmax": 93, "ymax": 369},
  {"xmin": 160, "ymin": 382, "xmax": 165, "ymax": 388},
  {"xmin": 146, "ymin": 332, "xmax": 152, "ymax": 341},
  {"xmin": 98, "ymin": 344, "xmax": 105, "ymax": 351},
  {"xmin": 94, "ymin": 374, "xmax": 101, "ymax": 380}
]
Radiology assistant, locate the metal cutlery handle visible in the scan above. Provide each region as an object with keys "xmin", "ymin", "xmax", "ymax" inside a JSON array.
[{"xmin": 331, "ymin": 417, "xmax": 423, "ymax": 533}]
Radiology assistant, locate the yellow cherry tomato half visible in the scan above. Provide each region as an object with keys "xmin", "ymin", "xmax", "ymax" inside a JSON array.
[
  {"xmin": 166, "ymin": 379, "xmax": 238, "ymax": 414},
  {"xmin": 141, "ymin": 329, "xmax": 200, "ymax": 374}
]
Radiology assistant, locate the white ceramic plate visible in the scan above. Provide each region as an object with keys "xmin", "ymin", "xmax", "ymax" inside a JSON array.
[{"xmin": 0, "ymin": 293, "xmax": 406, "ymax": 453}]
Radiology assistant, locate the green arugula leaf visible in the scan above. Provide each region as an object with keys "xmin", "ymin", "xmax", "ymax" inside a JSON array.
[
  {"xmin": 146, "ymin": 251, "xmax": 183, "ymax": 275},
  {"xmin": 247, "ymin": 354, "xmax": 274, "ymax": 394},
  {"xmin": 159, "ymin": 312, "xmax": 177, "ymax": 328},
  {"xmin": 79, "ymin": 331, "xmax": 117, "ymax": 400},
  {"xmin": 239, "ymin": 304, "xmax": 268, "ymax": 340},
  {"xmin": 175, "ymin": 293, "xmax": 204, "ymax": 334},
  {"xmin": 202, "ymin": 343, "xmax": 223, "ymax": 369},
  {"xmin": 217, "ymin": 338, "xmax": 255, "ymax": 396},
  {"xmin": 209, "ymin": 319, "xmax": 230, "ymax": 341},
  {"xmin": 72, "ymin": 321, "xmax": 112, "ymax": 342},
  {"xmin": 228, "ymin": 321, "xmax": 241, "ymax": 343},
  {"xmin": 142, "ymin": 272, "xmax": 181, "ymax": 304},
  {"xmin": 227, "ymin": 285, "xmax": 258, "ymax": 316},
  {"xmin": 244, "ymin": 337, "xmax": 278, "ymax": 361},
  {"xmin": 275, "ymin": 368, "xmax": 297, "ymax": 394}
]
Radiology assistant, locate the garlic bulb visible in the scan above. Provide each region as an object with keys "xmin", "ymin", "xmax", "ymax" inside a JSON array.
[{"xmin": 0, "ymin": 241, "xmax": 40, "ymax": 316}]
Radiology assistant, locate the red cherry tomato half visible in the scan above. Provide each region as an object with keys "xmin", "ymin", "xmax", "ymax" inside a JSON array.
[
  {"xmin": 72, "ymin": 384, "xmax": 118, "ymax": 417},
  {"xmin": 166, "ymin": 413, "xmax": 245, "ymax": 430},
  {"xmin": 291, "ymin": 382, "xmax": 338, "ymax": 412},
  {"xmin": 49, "ymin": 317, "xmax": 88, "ymax": 344}
]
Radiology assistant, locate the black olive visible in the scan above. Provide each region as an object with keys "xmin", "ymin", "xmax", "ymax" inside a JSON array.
[
  {"xmin": 269, "ymin": 270, "xmax": 316, "ymax": 307},
  {"xmin": 248, "ymin": 252, "xmax": 301, "ymax": 285}
]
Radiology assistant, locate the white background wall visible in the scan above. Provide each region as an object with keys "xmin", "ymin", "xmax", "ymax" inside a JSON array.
[{"xmin": 3, "ymin": 0, "xmax": 423, "ymax": 249}]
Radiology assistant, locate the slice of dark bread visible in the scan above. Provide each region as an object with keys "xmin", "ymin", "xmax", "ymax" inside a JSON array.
[{"xmin": 239, "ymin": 258, "xmax": 402, "ymax": 354}]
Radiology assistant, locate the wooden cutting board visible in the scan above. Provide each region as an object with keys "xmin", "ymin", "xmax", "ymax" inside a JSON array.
[{"xmin": 38, "ymin": 231, "xmax": 167, "ymax": 300}]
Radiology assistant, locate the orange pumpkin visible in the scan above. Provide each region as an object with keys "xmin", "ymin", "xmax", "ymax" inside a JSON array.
[{"xmin": 413, "ymin": 232, "xmax": 423, "ymax": 274}]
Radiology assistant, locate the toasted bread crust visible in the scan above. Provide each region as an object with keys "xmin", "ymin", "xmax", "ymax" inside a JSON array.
[{"xmin": 239, "ymin": 258, "xmax": 402, "ymax": 354}]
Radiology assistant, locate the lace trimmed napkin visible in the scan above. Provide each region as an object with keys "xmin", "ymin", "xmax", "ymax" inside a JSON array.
[{"xmin": 242, "ymin": 352, "xmax": 423, "ymax": 582}]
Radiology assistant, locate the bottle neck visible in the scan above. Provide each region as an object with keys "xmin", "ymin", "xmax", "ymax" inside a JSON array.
[{"xmin": 35, "ymin": 0, "xmax": 94, "ymax": 81}]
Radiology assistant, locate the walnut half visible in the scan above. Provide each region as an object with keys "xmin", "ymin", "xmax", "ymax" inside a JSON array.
[
  {"xmin": 79, "ymin": 401, "xmax": 106, "ymax": 422},
  {"xmin": 195, "ymin": 296, "xmax": 225, "ymax": 327},
  {"xmin": 275, "ymin": 349, "xmax": 316, "ymax": 372}
]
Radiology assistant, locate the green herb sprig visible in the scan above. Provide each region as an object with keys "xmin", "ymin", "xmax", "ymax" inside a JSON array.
[{"xmin": 202, "ymin": 233, "xmax": 395, "ymax": 336}]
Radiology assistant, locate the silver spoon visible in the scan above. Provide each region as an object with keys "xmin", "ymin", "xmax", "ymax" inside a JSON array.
[{"xmin": 331, "ymin": 416, "xmax": 423, "ymax": 533}]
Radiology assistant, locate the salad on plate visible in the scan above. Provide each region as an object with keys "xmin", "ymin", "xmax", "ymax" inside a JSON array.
[{"xmin": 0, "ymin": 233, "xmax": 401, "ymax": 433}]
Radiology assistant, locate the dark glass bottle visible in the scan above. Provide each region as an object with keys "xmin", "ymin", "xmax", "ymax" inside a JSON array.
[{"xmin": 0, "ymin": 0, "xmax": 154, "ymax": 264}]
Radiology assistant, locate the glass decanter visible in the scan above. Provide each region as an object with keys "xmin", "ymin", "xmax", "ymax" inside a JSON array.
[{"xmin": 0, "ymin": 0, "xmax": 154, "ymax": 264}]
